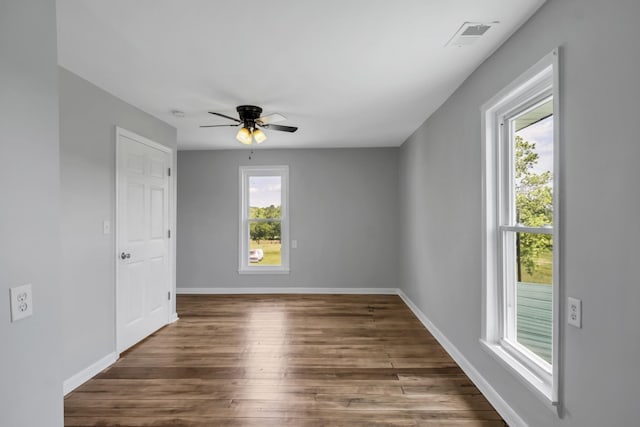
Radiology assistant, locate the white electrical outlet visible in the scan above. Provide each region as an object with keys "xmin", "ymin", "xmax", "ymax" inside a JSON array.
[
  {"xmin": 568, "ymin": 297, "xmax": 581, "ymax": 328},
  {"xmin": 10, "ymin": 284, "xmax": 33, "ymax": 322},
  {"xmin": 103, "ymin": 220, "xmax": 111, "ymax": 235}
]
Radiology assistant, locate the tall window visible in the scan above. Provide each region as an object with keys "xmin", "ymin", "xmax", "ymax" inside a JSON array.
[
  {"xmin": 482, "ymin": 50, "xmax": 559, "ymax": 406},
  {"xmin": 239, "ymin": 166, "xmax": 289, "ymax": 274}
]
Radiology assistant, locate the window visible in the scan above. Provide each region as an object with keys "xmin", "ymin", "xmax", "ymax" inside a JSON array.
[
  {"xmin": 239, "ymin": 165, "xmax": 289, "ymax": 274},
  {"xmin": 481, "ymin": 50, "xmax": 559, "ymax": 406}
]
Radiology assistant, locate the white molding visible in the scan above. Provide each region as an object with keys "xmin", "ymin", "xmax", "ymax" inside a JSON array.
[
  {"xmin": 63, "ymin": 352, "xmax": 118, "ymax": 396},
  {"xmin": 177, "ymin": 287, "xmax": 399, "ymax": 295},
  {"xmin": 397, "ymin": 290, "xmax": 527, "ymax": 427},
  {"xmin": 169, "ymin": 312, "xmax": 179, "ymax": 323},
  {"xmin": 481, "ymin": 339, "xmax": 556, "ymax": 410},
  {"xmin": 115, "ymin": 127, "xmax": 172, "ymax": 153},
  {"xmin": 238, "ymin": 165, "xmax": 290, "ymax": 274},
  {"xmin": 480, "ymin": 49, "xmax": 560, "ymax": 408}
]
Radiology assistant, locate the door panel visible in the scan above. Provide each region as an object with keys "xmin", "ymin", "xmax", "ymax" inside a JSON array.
[
  {"xmin": 149, "ymin": 158, "xmax": 165, "ymax": 178},
  {"xmin": 117, "ymin": 130, "xmax": 171, "ymax": 352},
  {"xmin": 126, "ymin": 183, "xmax": 145, "ymax": 242},
  {"xmin": 126, "ymin": 151, "xmax": 145, "ymax": 174},
  {"xmin": 148, "ymin": 256, "xmax": 166, "ymax": 312},
  {"xmin": 124, "ymin": 260, "xmax": 145, "ymax": 324},
  {"xmin": 150, "ymin": 187, "xmax": 165, "ymax": 239}
]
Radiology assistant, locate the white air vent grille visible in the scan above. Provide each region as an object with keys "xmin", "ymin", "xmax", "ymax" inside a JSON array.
[
  {"xmin": 446, "ymin": 22, "xmax": 497, "ymax": 47},
  {"xmin": 462, "ymin": 24, "xmax": 491, "ymax": 37}
]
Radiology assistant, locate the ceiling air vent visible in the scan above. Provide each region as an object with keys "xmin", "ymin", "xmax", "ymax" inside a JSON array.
[{"xmin": 446, "ymin": 22, "xmax": 497, "ymax": 47}]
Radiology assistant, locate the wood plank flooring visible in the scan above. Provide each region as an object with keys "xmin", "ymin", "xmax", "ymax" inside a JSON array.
[{"xmin": 64, "ymin": 294, "xmax": 506, "ymax": 426}]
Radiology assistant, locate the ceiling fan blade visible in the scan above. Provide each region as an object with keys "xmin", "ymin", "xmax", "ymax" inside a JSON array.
[
  {"xmin": 257, "ymin": 113, "xmax": 286, "ymax": 125},
  {"xmin": 208, "ymin": 111, "xmax": 242, "ymax": 123},
  {"xmin": 200, "ymin": 124, "xmax": 240, "ymax": 128},
  {"xmin": 264, "ymin": 124, "xmax": 298, "ymax": 133}
]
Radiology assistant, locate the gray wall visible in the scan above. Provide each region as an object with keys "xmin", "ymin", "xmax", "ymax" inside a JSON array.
[
  {"xmin": 178, "ymin": 149, "xmax": 399, "ymax": 289},
  {"xmin": 59, "ymin": 68, "xmax": 177, "ymax": 381},
  {"xmin": 399, "ymin": 0, "xmax": 640, "ymax": 425},
  {"xmin": 0, "ymin": 0, "xmax": 63, "ymax": 425}
]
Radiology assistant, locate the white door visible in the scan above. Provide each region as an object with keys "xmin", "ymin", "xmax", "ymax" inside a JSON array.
[{"xmin": 116, "ymin": 129, "xmax": 171, "ymax": 352}]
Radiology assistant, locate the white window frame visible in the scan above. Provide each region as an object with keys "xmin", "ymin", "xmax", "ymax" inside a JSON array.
[
  {"xmin": 481, "ymin": 49, "xmax": 560, "ymax": 409},
  {"xmin": 238, "ymin": 165, "xmax": 290, "ymax": 274}
]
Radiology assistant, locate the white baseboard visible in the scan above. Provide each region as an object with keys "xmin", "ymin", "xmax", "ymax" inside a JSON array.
[
  {"xmin": 177, "ymin": 287, "xmax": 400, "ymax": 295},
  {"xmin": 169, "ymin": 312, "xmax": 179, "ymax": 323},
  {"xmin": 63, "ymin": 351, "xmax": 118, "ymax": 396},
  {"xmin": 396, "ymin": 290, "xmax": 526, "ymax": 427}
]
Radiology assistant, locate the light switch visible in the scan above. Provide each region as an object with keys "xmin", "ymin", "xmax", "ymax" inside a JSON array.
[
  {"xmin": 291, "ymin": 240, "xmax": 297, "ymax": 249},
  {"xmin": 103, "ymin": 220, "xmax": 111, "ymax": 235}
]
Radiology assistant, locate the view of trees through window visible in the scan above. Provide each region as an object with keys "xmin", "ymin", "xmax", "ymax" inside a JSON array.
[
  {"xmin": 514, "ymin": 130, "xmax": 553, "ymax": 284},
  {"xmin": 513, "ymin": 109, "xmax": 553, "ymax": 363},
  {"xmin": 248, "ymin": 176, "xmax": 282, "ymax": 266}
]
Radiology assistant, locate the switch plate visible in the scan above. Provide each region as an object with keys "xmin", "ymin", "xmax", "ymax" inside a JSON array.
[
  {"xmin": 568, "ymin": 297, "xmax": 581, "ymax": 328},
  {"xmin": 10, "ymin": 284, "xmax": 33, "ymax": 322},
  {"xmin": 291, "ymin": 240, "xmax": 297, "ymax": 249},
  {"xmin": 103, "ymin": 220, "xmax": 111, "ymax": 235}
]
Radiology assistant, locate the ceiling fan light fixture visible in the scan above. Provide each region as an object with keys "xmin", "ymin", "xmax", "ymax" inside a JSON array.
[
  {"xmin": 205, "ymin": 105, "xmax": 297, "ymax": 145},
  {"xmin": 253, "ymin": 129, "xmax": 267, "ymax": 144},
  {"xmin": 236, "ymin": 127, "xmax": 252, "ymax": 145}
]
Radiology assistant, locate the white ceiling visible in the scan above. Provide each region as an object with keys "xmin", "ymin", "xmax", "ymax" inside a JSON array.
[{"xmin": 56, "ymin": 0, "xmax": 545, "ymax": 150}]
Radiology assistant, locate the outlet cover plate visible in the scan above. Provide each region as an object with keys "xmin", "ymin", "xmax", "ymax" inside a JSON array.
[
  {"xmin": 568, "ymin": 297, "xmax": 581, "ymax": 328},
  {"xmin": 10, "ymin": 283, "xmax": 33, "ymax": 322}
]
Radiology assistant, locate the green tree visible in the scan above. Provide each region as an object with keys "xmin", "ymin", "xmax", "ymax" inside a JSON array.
[
  {"xmin": 249, "ymin": 222, "xmax": 267, "ymax": 243},
  {"xmin": 515, "ymin": 135, "xmax": 553, "ymax": 279},
  {"xmin": 249, "ymin": 205, "xmax": 282, "ymax": 242},
  {"xmin": 271, "ymin": 221, "xmax": 281, "ymax": 241},
  {"xmin": 263, "ymin": 204, "xmax": 280, "ymax": 219},
  {"xmin": 249, "ymin": 205, "xmax": 281, "ymax": 220}
]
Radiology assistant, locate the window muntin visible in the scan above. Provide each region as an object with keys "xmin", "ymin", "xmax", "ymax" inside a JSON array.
[
  {"xmin": 239, "ymin": 166, "xmax": 289, "ymax": 274},
  {"xmin": 481, "ymin": 49, "xmax": 559, "ymax": 406}
]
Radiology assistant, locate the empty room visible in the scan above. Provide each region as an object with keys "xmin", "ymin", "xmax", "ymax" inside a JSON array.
[{"xmin": 2, "ymin": 0, "xmax": 640, "ymax": 426}]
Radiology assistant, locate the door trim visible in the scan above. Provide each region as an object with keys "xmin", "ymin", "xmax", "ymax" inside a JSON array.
[{"xmin": 115, "ymin": 126, "xmax": 176, "ymax": 354}]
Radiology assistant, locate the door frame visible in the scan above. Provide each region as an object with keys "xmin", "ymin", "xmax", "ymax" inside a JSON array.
[{"xmin": 114, "ymin": 126, "xmax": 176, "ymax": 354}]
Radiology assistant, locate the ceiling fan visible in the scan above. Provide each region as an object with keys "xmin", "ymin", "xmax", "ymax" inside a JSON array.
[{"xmin": 201, "ymin": 105, "xmax": 298, "ymax": 145}]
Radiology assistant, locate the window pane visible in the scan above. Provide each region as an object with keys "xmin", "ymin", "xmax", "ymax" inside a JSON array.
[
  {"xmin": 512, "ymin": 100, "xmax": 553, "ymax": 227},
  {"xmin": 515, "ymin": 232, "xmax": 553, "ymax": 364},
  {"xmin": 249, "ymin": 221, "xmax": 281, "ymax": 266},
  {"xmin": 249, "ymin": 176, "xmax": 282, "ymax": 219}
]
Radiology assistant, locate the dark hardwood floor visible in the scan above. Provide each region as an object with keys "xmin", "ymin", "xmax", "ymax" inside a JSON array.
[{"xmin": 64, "ymin": 294, "xmax": 505, "ymax": 426}]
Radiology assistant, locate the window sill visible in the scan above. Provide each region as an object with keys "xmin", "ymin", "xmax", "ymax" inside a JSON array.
[
  {"xmin": 238, "ymin": 268, "xmax": 290, "ymax": 275},
  {"xmin": 480, "ymin": 339, "xmax": 559, "ymax": 413}
]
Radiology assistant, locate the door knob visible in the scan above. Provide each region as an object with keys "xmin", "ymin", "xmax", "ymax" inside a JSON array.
[{"xmin": 120, "ymin": 252, "xmax": 131, "ymax": 260}]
